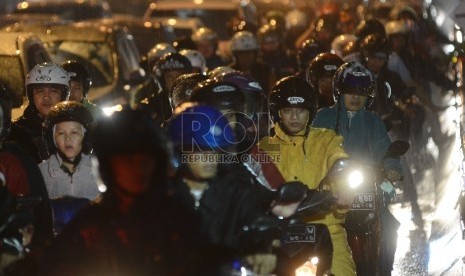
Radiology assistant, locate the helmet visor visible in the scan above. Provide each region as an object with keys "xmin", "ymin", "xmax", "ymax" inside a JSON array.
[{"xmin": 342, "ymin": 74, "xmax": 374, "ymax": 96}]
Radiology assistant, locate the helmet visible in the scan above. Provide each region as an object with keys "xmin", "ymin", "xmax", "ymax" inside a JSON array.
[
  {"xmin": 191, "ymin": 27, "xmax": 218, "ymax": 43},
  {"xmin": 215, "ymin": 71, "xmax": 266, "ymax": 115},
  {"xmin": 25, "ymin": 62, "xmax": 70, "ymax": 103},
  {"xmin": 153, "ymin": 52, "xmax": 193, "ymax": 79},
  {"xmin": 331, "ymin": 34, "xmax": 357, "ymax": 58},
  {"xmin": 169, "ymin": 73, "xmax": 208, "ymax": 109},
  {"xmin": 179, "ymin": 49, "xmax": 207, "ymax": 74},
  {"xmin": 61, "ymin": 60, "xmax": 92, "ymax": 97},
  {"xmin": 92, "ymin": 108, "xmax": 170, "ymax": 186},
  {"xmin": 355, "ymin": 18, "xmax": 386, "ymax": 42},
  {"xmin": 230, "ymin": 31, "xmax": 259, "ymax": 52},
  {"xmin": 43, "ymin": 101, "xmax": 94, "ymax": 155},
  {"xmin": 359, "ymin": 34, "xmax": 391, "ymax": 60},
  {"xmin": 147, "ymin": 43, "xmax": 176, "ymax": 70},
  {"xmin": 257, "ymin": 24, "xmax": 282, "ymax": 45},
  {"xmin": 169, "ymin": 103, "xmax": 236, "ymax": 153},
  {"xmin": 207, "ymin": 66, "xmax": 235, "ymax": 79},
  {"xmin": 333, "ymin": 61, "xmax": 376, "ymax": 107},
  {"xmin": 297, "ymin": 39, "xmax": 326, "ymax": 70},
  {"xmin": 384, "ymin": 20, "xmax": 410, "ymax": 36},
  {"xmin": 0, "ymin": 83, "xmax": 12, "ymax": 143},
  {"xmin": 306, "ymin": 52, "xmax": 344, "ymax": 87},
  {"xmin": 190, "ymin": 78, "xmax": 245, "ymax": 113},
  {"xmin": 269, "ymin": 76, "xmax": 318, "ymax": 125}
]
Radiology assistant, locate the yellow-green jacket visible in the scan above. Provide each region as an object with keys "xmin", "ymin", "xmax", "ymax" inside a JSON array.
[{"xmin": 250, "ymin": 124, "xmax": 349, "ymax": 225}]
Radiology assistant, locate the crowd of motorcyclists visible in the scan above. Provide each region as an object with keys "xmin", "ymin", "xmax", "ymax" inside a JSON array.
[{"xmin": 0, "ymin": 0, "xmax": 459, "ymax": 275}]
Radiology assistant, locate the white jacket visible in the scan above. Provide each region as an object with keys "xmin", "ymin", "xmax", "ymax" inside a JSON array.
[{"xmin": 39, "ymin": 153, "xmax": 100, "ymax": 200}]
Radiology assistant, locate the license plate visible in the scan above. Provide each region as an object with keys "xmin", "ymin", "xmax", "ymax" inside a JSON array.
[
  {"xmin": 350, "ymin": 193, "xmax": 376, "ymax": 210},
  {"xmin": 282, "ymin": 224, "xmax": 316, "ymax": 243}
]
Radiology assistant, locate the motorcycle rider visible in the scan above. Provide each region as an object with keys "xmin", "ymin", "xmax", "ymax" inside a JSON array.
[
  {"xmin": 167, "ymin": 103, "xmax": 277, "ymax": 274},
  {"xmin": 8, "ymin": 62, "xmax": 71, "ymax": 163},
  {"xmin": 41, "ymin": 108, "xmax": 215, "ymax": 275},
  {"xmin": 60, "ymin": 60, "xmax": 104, "ymax": 120},
  {"xmin": 141, "ymin": 52, "xmax": 193, "ymax": 124},
  {"xmin": 246, "ymin": 75, "xmax": 357, "ymax": 275},
  {"xmin": 169, "ymin": 73, "xmax": 208, "ymax": 110},
  {"xmin": 179, "ymin": 49, "xmax": 207, "ymax": 74},
  {"xmin": 0, "ymin": 82, "xmax": 53, "ymax": 269},
  {"xmin": 256, "ymin": 23, "xmax": 297, "ymax": 79},
  {"xmin": 228, "ymin": 31, "xmax": 276, "ymax": 94},
  {"xmin": 191, "ymin": 27, "xmax": 227, "ymax": 70},
  {"xmin": 312, "ymin": 61, "xmax": 403, "ymax": 274},
  {"xmin": 39, "ymin": 101, "xmax": 100, "ymax": 235},
  {"xmin": 306, "ymin": 52, "xmax": 344, "ymax": 108}
]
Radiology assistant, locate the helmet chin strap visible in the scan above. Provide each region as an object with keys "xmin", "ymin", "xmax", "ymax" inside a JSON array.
[{"xmin": 58, "ymin": 151, "xmax": 82, "ymax": 166}]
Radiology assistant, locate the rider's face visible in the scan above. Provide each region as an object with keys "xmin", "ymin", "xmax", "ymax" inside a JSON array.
[
  {"xmin": 343, "ymin": 93, "xmax": 367, "ymax": 111},
  {"xmin": 279, "ymin": 107, "xmax": 309, "ymax": 135},
  {"xmin": 187, "ymin": 152, "xmax": 218, "ymax": 180},
  {"xmin": 32, "ymin": 85, "xmax": 63, "ymax": 118},
  {"xmin": 54, "ymin": 121, "xmax": 84, "ymax": 161}
]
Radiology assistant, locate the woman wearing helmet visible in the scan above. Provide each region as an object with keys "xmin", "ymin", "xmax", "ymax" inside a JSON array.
[
  {"xmin": 10, "ymin": 62, "xmax": 71, "ymax": 162},
  {"xmin": 228, "ymin": 31, "xmax": 276, "ymax": 94},
  {"xmin": 313, "ymin": 61, "xmax": 403, "ymax": 276},
  {"xmin": 39, "ymin": 101, "xmax": 99, "ymax": 200},
  {"xmin": 245, "ymin": 75, "xmax": 356, "ymax": 275},
  {"xmin": 306, "ymin": 52, "xmax": 344, "ymax": 108}
]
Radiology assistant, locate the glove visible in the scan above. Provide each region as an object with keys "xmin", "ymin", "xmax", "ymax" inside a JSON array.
[{"xmin": 245, "ymin": 253, "xmax": 277, "ymax": 275}]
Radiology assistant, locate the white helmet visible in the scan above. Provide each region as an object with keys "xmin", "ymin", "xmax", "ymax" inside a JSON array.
[
  {"xmin": 331, "ymin": 34, "xmax": 357, "ymax": 58},
  {"xmin": 385, "ymin": 20, "xmax": 410, "ymax": 36},
  {"xmin": 230, "ymin": 31, "xmax": 259, "ymax": 52},
  {"xmin": 147, "ymin": 43, "xmax": 176, "ymax": 68},
  {"xmin": 26, "ymin": 62, "xmax": 70, "ymax": 102},
  {"xmin": 179, "ymin": 49, "xmax": 207, "ymax": 74},
  {"xmin": 191, "ymin": 27, "xmax": 218, "ymax": 43}
]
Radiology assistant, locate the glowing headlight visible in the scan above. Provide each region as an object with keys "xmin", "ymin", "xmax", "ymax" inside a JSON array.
[
  {"xmin": 102, "ymin": 104, "xmax": 123, "ymax": 116},
  {"xmin": 348, "ymin": 169, "xmax": 364, "ymax": 189}
]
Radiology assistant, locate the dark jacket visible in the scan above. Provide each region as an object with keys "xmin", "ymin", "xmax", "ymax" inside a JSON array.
[{"xmin": 8, "ymin": 105, "xmax": 48, "ymax": 163}]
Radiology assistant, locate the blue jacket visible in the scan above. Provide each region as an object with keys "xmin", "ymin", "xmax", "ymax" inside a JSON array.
[{"xmin": 313, "ymin": 102, "xmax": 402, "ymax": 173}]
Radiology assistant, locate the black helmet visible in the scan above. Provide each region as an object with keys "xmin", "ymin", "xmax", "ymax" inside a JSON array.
[
  {"xmin": 0, "ymin": 83, "xmax": 12, "ymax": 144},
  {"xmin": 269, "ymin": 76, "xmax": 318, "ymax": 125},
  {"xmin": 306, "ymin": 52, "xmax": 344, "ymax": 87},
  {"xmin": 190, "ymin": 78, "xmax": 245, "ymax": 113},
  {"xmin": 333, "ymin": 61, "xmax": 376, "ymax": 107},
  {"xmin": 264, "ymin": 10, "xmax": 286, "ymax": 33},
  {"xmin": 359, "ymin": 34, "xmax": 391, "ymax": 61},
  {"xmin": 169, "ymin": 73, "xmax": 208, "ymax": 109},
  {"xmin": 354, "ymin": 18, "xmax": 386, "ymax": 44},
  {"xmin": 61, "ymin": 60, "xmax": 92, "ymax": 97},
  {"xmin": 297, "ymin": 39, "xmax": 326, "ymax": 70},
  {"xmin": 153, "ymin": 52, "xmax": 193, "ymax": 79},
  {"xmin": 92, "ymin": 109, "xmax": 171, "ymax": 188},
  {"xmin": 215, "ymin": 70, "xmax": 266, "ymax": 116},
  {"xmin": 43, "ymin": 101, "xmax": 94, "ymax": 155}
]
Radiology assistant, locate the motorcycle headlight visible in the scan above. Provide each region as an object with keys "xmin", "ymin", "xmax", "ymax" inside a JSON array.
[{"xmin": 348, "ymin": 169, "xmax": 364, "ymax": 189}]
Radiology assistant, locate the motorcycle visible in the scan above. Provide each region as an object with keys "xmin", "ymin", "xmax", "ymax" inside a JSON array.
[
  {"xmin": 342, "ymin": 140, "xmax": 410, "ymax": 276},
  {"xmin": 0, "ymin": 184, "xmax": 41, "ymax": 273},
  {"xmin": 242, "ymin": 179, "xmax": 341, "ymax": 276}
]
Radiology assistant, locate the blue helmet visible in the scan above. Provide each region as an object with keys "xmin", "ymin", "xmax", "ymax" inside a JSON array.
[{"xmin": 169, "ymin": 104, "xmax": 236, "ymax": 153}]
